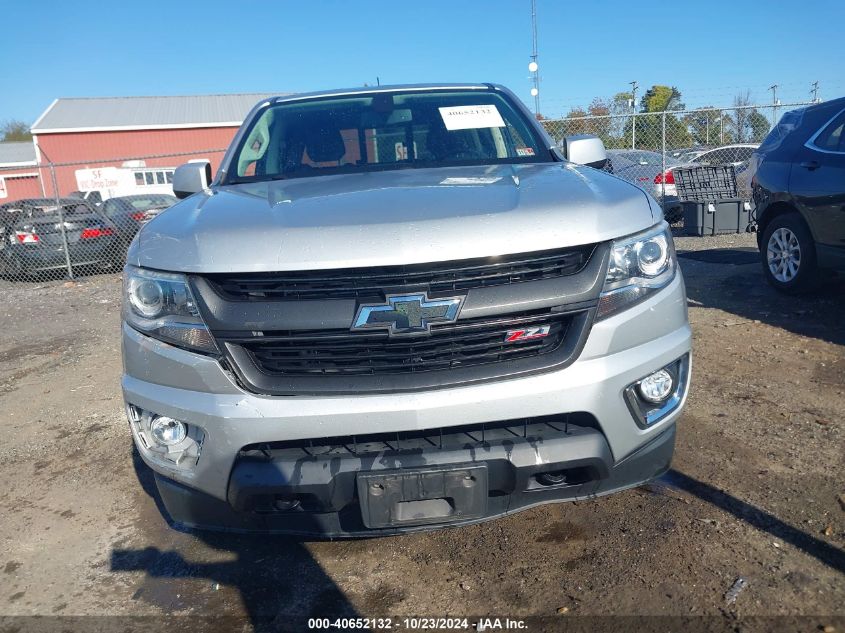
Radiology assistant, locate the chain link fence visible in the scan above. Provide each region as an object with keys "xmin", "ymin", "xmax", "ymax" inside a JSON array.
[
  {"xmin": 541, "ymin": 101, "xmax": 814, "ymax": 222},
  {"xmin": 0, "ymin": 100, "xmax": 817, "ymax": 284},
  {"xmin": 0, "ymin": 148, "xmax": 226, "ymax": 285}
]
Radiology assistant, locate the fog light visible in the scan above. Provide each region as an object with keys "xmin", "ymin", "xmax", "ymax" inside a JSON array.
[
  {"xmin": 638, "ymin": 369, "xmax": 674, "ymax": 403},
  {"xmin": 150, "ymin": 416, "xmax": 187, "ymax": 446},
  {"xmin": 537, "ymin": 471, "xmax": 568, "ymax": 486},
  {"xmin": 274, "ymin": 498, "xmax": 301, "ymax": 512}
]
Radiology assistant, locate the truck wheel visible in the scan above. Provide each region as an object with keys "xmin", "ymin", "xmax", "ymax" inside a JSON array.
[{"xmin": 761, "ymin": 213, "xmax": 818, "ymax": 294}]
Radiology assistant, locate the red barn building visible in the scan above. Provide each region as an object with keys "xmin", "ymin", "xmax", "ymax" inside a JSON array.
[
  {"xmin": 29, "ymin": 93, "xmax": 279, "ymax": 197},
  {"xmin": 0, "ymin": 142, "xmax": 41, "ymax": 201}
]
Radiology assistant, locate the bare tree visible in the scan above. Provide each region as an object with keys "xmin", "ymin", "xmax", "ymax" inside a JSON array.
[{"xmin": 730, "ymin": 91, "xmax": 753, "ymax": 143}]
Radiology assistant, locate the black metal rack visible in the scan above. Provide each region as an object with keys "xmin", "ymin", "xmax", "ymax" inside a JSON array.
[{"xmin": 675, "ymin": 165, "xmax": 752, "ymax": 236}]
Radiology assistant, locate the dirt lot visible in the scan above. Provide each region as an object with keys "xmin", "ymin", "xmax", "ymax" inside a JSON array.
[{"xmin": 0, "ymin": 233, "xmax": 842, "ymax": 633}]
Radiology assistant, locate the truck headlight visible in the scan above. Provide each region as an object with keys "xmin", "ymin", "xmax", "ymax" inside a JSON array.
[
  {"xmin": 123, "ymin": 265, "xmax": 218, "ymax": 354},
  {"xmin": 596, "ymin": 223, "xmax": 676, "ymax": 320}
]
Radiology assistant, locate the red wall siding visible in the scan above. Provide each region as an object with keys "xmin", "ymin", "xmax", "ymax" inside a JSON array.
[
  {"xmin": 1, "ymin": 173, "xmax": 43, "ymax": 201},
  {"xmin": 35, "ymin": 126, "xmax": 240, "ymax": 196}
]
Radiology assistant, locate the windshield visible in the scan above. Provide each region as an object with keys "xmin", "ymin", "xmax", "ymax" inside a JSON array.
[{"xmin": 227, "ymin": 89, "xmax": 549, "ymax": 183}]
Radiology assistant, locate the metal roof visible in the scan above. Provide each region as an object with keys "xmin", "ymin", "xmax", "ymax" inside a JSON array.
[
  {"xmin": 31, "ymin": 93, "xmax": 287, "ymax": 134},
  {"xmin": 0, "ymin": 142, "xmax": 37, "ymax": 166}
]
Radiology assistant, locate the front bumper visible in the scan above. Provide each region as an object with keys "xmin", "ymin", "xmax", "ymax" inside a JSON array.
[
  {"xmin": 153, "ymin": 422, "xmax": 675, "ymax": 537},
  {"xmin": 122, "ymin": 273, "xmax": 691, "ymax": 536}
]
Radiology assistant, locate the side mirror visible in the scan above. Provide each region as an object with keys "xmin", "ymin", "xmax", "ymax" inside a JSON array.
[
  {"xmin": 561, "ymin": 135, "xmax": 608, "ymax": 169},
  {"xmin": 172, "ymin": 160, "xmax": 212, "ymax": 199}
]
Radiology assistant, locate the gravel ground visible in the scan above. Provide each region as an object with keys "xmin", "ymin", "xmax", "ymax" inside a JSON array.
[
  {"xmin": 673, "ymin": 228, "xmax": 759, "ymax": 251},
  {"xmin": 0, "ymin": 234, "xmax": 842, "ymax": 633}
]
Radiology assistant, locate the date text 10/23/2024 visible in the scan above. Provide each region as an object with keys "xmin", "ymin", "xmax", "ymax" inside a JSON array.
[{"xmin": 307, "ymin": 617, "xmax": 528, "ymax": 630}]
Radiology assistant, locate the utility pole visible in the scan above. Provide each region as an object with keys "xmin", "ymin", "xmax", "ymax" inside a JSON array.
[
  {"xmin": 769, "ymin": 84, "xmax": 780, "ymax": 128},
  {"xmin": 529, "ymin": 0, "xmax": 540, "ymax": 116},
  {"xmin": 811, "ymin": 81, "xmax": 819, "ymax": 103},
  {"xmin": 629, "ymin": 80, "xmax": 638, "ymax": 149}
]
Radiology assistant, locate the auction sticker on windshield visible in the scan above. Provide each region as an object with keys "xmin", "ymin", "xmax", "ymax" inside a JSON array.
[{"xmin": 439, "ymin": 105, "xmax": 506, "ymax": 130}]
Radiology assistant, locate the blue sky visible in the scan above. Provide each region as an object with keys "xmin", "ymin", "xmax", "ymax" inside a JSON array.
[{"xmin": 1, "ymin": 0, "xmax": 843, "ymax": 125}]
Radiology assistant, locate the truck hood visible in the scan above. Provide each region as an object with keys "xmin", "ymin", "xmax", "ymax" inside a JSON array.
[{"xmin": 133, "ymin": 163, "xmax": 657, "ymax": 272}]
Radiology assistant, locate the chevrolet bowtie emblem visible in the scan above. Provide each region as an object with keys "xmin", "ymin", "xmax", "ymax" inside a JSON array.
[{"xmin": 352, "ymin": 293, "xmax": 465, "ymax": 336}]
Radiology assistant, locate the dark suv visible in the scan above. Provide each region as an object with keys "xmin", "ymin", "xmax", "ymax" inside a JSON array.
[{"xmin": 751, "ymin": 96, "xmax": 845, "ymax": 293}]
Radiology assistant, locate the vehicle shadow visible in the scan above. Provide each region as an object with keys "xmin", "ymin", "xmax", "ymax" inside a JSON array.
[
  {"xmin": 679, "ymin": 250, "xmax": 845, "ymax": 346},
  {"xmin": 662, "ymin": 469, "xmax": 844, "ymax": 574},
  {"xmin": 110, "ymin": 447, "xmax": 362, "ymax": 632}
]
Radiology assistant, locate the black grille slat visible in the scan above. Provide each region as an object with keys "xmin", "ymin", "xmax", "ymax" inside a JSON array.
[
  {"xmin": 206, "ymin": 245, "xmax": 595, "ymax": 301},
  {"xmin": 249, "ymin": 348, "xmax": 561, "ymax": 374},
  {"xmin": 248, "ymin": 327, "xmax": 546, "ymax": 354},
  {"xmin": 254, "ymin": 334, "xmax": 555, "ymax": 360},
  {"xmin": 257, "ymin": 339, "xmax": 550, "ymax": 363},
  {"xmin": 235, "ymin": 311, "xmax": 572, "ymax": 377},
  {"xmin": 237, "ymin": 414, "xmax": 598, "ymax": 461}
]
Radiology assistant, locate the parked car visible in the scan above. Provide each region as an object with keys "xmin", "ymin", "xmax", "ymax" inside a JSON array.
[
  {"xmin": 100, "ymin": 194, "xmax": 178, "ymax": 245},
  {"xmin": 607, "ymin": 150, "xmax": 683, "ymax": 221},
  {"xmin": 656, "ymin": 143, "xmax": 760, "ymax": 221},
  {"xmin": 122, "ymin": 83, "xmax": 691, "ymax": 537},
  {"xmin": 688, "ymin": 144, "xmax": 759, "ymax": 168},
  {"xmin": 668, "ymin": 146, "xmax": 707, "ymax": 162},
  {"xmin": 750, "ymin": 96, "xmax": 845, "ymax": 293},
  {"xmin": 0, "ymin": 198, "xmax": 121, "ymax": 277},
  {"xmin": 67, "ymin": 190, "xmax": 104, "ymax": 207}
]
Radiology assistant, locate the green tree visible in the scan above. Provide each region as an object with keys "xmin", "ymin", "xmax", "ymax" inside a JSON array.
[
  {"xmin": 640, "ymin": 85, "xmax": 685, "ymax": 113},
  {"xmin": 622, "ymin": 85, "xmax": 691, "ymax": 150},
  {"xmin": 684, "ymin": 108, "xmax": 721, "ymax": 146},
  {"xmin": 561, "ymin": 106, "xmax": 588, "ymax": 137},
  {"xmin": 1, "ymin": 120, "xmax": 32, "ymax": 142},
  {"xmin": 718, "ymin": 112, "xmax": 736, "ymax": 144},
  {"xmin": 748, "ymin": 110, "xmax": 771, "ymax": 142},
  {"xmin": 585, "ymin": 98, "xmax": 613, "ymax": 146}
]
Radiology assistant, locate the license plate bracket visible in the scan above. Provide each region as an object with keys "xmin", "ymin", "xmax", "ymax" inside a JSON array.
[{"xmin": 357, "ymin": 464, "xmax": 488, "ymax": 529}]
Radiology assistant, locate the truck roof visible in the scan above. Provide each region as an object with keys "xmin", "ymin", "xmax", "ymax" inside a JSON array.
[{"xmin": 266, "ymin": 83, "xmax": 498, "ymax": 106}]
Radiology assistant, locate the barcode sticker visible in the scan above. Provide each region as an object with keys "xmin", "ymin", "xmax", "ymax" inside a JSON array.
[{"xmin": 438, "ymin": 105, "xmax": 506, "ymax": 131}]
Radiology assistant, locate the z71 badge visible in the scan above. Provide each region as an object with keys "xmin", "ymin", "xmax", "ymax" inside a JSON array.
[{"xmin": 504, "ymin": 325, "xmax": 551, "ymax": 342}]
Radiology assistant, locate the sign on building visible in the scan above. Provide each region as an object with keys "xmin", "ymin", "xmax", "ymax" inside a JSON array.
[
  {"xmin": 0, "ymin": 176, "xmax": 7, "ymax": 199},
  {"xmin": 75, "ymin": 167, "xmax": 124, "ymax": 192},
  {"xmin": 74, "ymin": 165, "xmax": 175, "ymax": 200}
]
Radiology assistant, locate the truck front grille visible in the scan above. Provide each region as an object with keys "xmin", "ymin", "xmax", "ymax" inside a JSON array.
[
  {"xmin": 236, "ymin": 310, "xmax": 572, "ymax": 377},
  {"xmin": 203, "ymin": 244, "xmax": 596, "ymax": 301}
]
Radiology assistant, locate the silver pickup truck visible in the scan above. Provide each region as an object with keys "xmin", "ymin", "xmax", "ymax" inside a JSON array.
[{"xmin": 121, "ymin": 83, "xmax": 691, "ymax": 536}]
